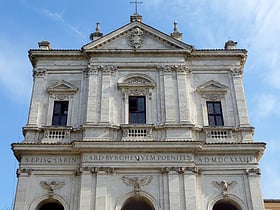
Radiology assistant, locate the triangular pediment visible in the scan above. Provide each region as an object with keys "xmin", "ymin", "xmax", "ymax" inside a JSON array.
[
  {"xmin": 82, "ymin": 21, "xmax": 193, "ymax": 52},
  {"xmin": 48, "ymin": 80, "xmax": 78, "ymax": 94},
  {"xmin": 197, "ymin": 80, "xmax": 228, "ymax": 94}
]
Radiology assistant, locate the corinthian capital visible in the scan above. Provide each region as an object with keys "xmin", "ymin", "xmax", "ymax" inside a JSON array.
[
  {"xmin": 231, "ymin": 67, "xmax": 243, "ymax": 77},
  {"xmin": 33, "ymin": 68, "xmax": 46, "ymax": 78}
]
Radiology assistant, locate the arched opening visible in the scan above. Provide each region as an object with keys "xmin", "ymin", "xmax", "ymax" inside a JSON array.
[
  {"xmin": 213, "ymin": 200, "xmax": 240, "ymax": 210},
  {"xmin": 37, "ymin": 199, "xmax": 64, "ymax": 210},
  {"xmin": 121, "ymin": 196, "xmax": 154, "ymax": 210}
]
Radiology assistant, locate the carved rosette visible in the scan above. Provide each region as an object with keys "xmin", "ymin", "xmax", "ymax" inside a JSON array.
[{"xmin": 129, "ymin": 27, "xmax": 144, "ymax": 49}]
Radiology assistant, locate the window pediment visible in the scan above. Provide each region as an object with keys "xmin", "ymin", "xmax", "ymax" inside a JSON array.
[
  {"xmin": 48, "ymin": 80, "xmax": 78, "ymax": 95},
  {"xmin": 48, "ymin": 80, "xmax": 78, "ymax": 100},
  {"xmin": 197, "ymin": 80, "xmax": 228, "ymax": 100},
  {"xmin": 118, "ymin": 74, "xmax": 156, "ymax": 88}
]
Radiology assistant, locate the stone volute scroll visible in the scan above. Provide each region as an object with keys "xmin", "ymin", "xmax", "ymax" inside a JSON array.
[{"xmin": 121, "ymin": 176, "xmax": 153, "ymax": 194}]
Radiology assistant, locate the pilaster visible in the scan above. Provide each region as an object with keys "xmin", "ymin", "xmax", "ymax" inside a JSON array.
[
  {"xmin": 78, "ymin": 167, "xmax": 96, "ymax": 210},
  {"xmin": 13, "ymin": 169, "xmax": 33, "ymax": 210},
  {"xmin": 176, "ymin": 66, "xmax": 191, "ymax": 123},
  {"xmin": 100, "ymin": 65, "xmax": 117, "ymax": 123},
  {"xmin": 27, "ymin": 68, "xmax": 47, "ymax": 126},
  {"xmin": 246, "ymin": 168, "xmax": 265, "ymax": 210},
  {"xmin": 85, "ymin": 65, "xmax": 100, "ymax": 123},
  {"xmin": 231, "ymin": 68, "xmax": 250, "ymax": 127}
]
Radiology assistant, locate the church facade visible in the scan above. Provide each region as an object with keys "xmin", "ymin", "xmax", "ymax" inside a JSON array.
[{"xmin": 12, "ymin": 14, "xmax": 266, "ymax": 210}]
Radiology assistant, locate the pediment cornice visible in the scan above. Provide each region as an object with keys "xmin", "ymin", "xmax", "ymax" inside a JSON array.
[{"xmin": 82, "ymin": 21, "xmax": 193, "ymax": 52}]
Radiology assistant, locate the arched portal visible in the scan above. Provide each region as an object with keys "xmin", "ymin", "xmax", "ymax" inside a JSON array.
[
  {"xmin": 37, "ymin": 199, "xmax": 64, "ymax": 210},
  {"xmin": 121, "ymin": 195, "xmax": 155, "ymax": 210},
  {"xmin": 213, "ymin": 200, "xmax": 240, "ymax": 210}
]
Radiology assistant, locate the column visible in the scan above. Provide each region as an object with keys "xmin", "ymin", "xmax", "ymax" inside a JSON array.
[
  {"xmin": 86, "ymin": 65, "xmax": 100, "ymax": 123},
  {"xmin": 78, "ymin": 168, "xmax": 96, "ymax": 210},
  {"xmin": 231, "ymin": 68, "xmax": 250, "ymax": 126},
  {"xmin": 246, "ymin": 168, "xmax": 265, "ymax": 210}
]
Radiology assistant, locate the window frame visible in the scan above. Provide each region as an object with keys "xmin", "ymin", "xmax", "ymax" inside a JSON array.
[
  {"xmin": 206, "ymin": 101, "xmax": 224, "ymax": 126},
  {"xmin": 52, "ymin": 101, "xmax": 69, "ymax": 126},
  {"xmin": 129, "ymin": 96, "xmax": 146, "ymax": 124}
]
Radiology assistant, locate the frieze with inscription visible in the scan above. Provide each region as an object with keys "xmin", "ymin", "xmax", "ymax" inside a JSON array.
[
  {"xmin": 196, "ymin": 155, "xmax": 255, "ymax": 164},
  {"xmin": 22, "ymin": 155, "xmax": 80, "ymax": 165},
  {"xmin": 83, "ymin": 153, "xmax": 193, "ymax": 163}
]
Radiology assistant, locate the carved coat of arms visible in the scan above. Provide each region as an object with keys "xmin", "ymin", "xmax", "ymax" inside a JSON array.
[{"xmin": 129, "ymin": 27, "xmax": 144, "ymax": 49}]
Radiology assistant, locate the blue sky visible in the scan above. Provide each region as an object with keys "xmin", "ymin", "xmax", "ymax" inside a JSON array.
[{"xmin": 1, "ymin": 0, "xmax": 279, "ymax": 208}]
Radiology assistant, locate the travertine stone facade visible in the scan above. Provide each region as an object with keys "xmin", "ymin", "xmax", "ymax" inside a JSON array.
[{"xmin": 12, "ymin": 15, "xmax": 266, "ymax": 210}]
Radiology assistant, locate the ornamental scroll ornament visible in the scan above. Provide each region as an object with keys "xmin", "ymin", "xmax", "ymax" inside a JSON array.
[
  {"xmin": 121, "ymin": 176, "xmax": 152, "ymax": 194},
  {"xmin": 129, "ymin": 27, "xmax": 144, "ymax": 49}
]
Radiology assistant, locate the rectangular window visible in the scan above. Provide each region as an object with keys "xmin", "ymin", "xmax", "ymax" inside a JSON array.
[
  {"xmin": 129, "ymin": 96, "xmax": 146, "ymax": 124},
  {"xmin": 207, "ymin": 101, "xmax": 224, "ymax": 126},
  {"xmin": 52, "ymin": 101, "xmax": 69, "ymax": 126}
]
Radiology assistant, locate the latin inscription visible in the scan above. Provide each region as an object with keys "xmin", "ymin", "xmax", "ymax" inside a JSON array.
[
  {"xmin": 83, "ymin": 153, "xmax": 194, "ymax": 162},
  {"xmin": 22, "ymin": 156, "xmax": 79, "ymax": 164},
  {"xmin": 197, "ymin": 155, "xmax": 255, "ymax": 164}
]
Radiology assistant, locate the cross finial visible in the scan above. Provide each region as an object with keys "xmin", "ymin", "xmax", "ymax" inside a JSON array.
[{"xmin": 130, "ymin": 0, "xmax": 143, "ymax": 15}]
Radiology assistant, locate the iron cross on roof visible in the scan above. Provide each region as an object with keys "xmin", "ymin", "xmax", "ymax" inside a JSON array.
[{"xmin": 130, "ymin": 0, "xmax": 143, "ymax": 14}]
